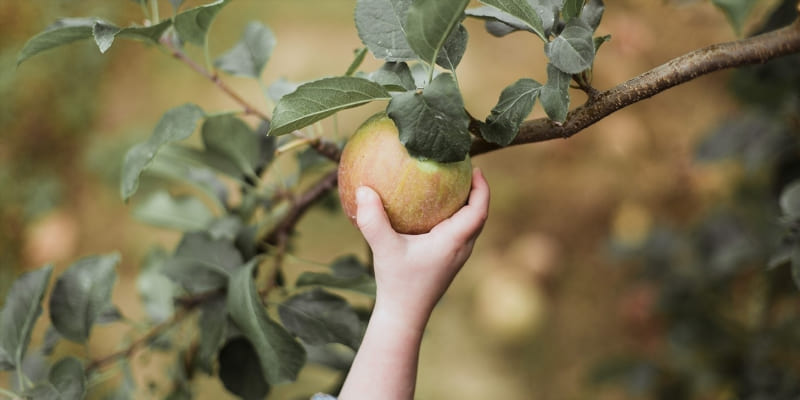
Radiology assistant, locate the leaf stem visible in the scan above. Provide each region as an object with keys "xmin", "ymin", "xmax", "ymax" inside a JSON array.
[{"xmin": 151, "ymin": 0, "xmax": 160, "ymax": 23}]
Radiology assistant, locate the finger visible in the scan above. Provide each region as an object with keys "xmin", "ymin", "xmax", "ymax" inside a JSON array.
[
  {"xmin": 355, "ymin": 186, "xmax": 398, "ymax": 250},
  {"xmin": 431, "ymin": 168, "xmax": 490, "ymax": 241}
]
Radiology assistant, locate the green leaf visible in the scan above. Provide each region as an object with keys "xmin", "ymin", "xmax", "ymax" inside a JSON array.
[
  {"xmin": 278, "ymin": 289, "xmax": 364, "ymax": 350},
  {"xmin": 174, "ymin": 0, "xmax": 230, "ymax": 46},
  {"xmin": 345, "ymin": 47, "xmax": 369, "ymax": 76},
  {"xmin": 354, "ymin": 0, "xmax": 416, "ymax": 61},
  {"xmin": 157, "ymin": 144, "xmax": 241, "ymax": 182},
  {"xmin": 268, "ymin": 77, "xmax": 391, "ymax": 136},
  {"xmin": 227, "ymin": 260, "xmax": 306, "ymax": 384},
  {"xmin": 218, "ymin": 337, "xmax": 271, "ymax": 399},
  {"xmin": 93, "ymin": 22, "xmax": 120, "ymax": 53},
  {"xmin": 713, "ymin": 0, "xmax": 757, "ymax": 35},
  {"xmin": 386, "ymin": 72, "xmax": 470, "ymax": 162},
  {"xmin": 478, "ymin": 0, "xmax": 546, "ymax": 40},
  {"xmin": 146, "ymin": 155, "xmax": 229, "ymax": 209},
  {"xmin": 49, "ymin": 253, "xmax": 119, "ymax": 343},
  {"xmin": 540, "ymin": 63, "xmax": 571, "ymax": 122},
  {"xmin": 196, "ymin": 299, "xmax": 228, "ymax": 375},
  {"xmin": 545, "ymin": 18, "xmax": 595, "ymax": 74},
  {"xmin": 215, "ymin": 21, "xmax": 276, "ymax": 78},
  {"xmin": 780, "ymin": 181, "xmax": 800, "ymax": 217},
  {"xmin": 161, "ymin": 257, "xmax": 230, "ymax": 294},
  {"xmin": 580, "ymin": 0, "xmax": 605, "ymax": 31},
  {"xmin": 295, "ymin": 272, "xmax": 376, "ymax": 297},
  {"xmin": 594, "ymin": 34, "xmax": 611, "ymax": 52},
  {"xmin": 562, "ymin": 0, "xmax": 584, "ymax": 22},
  {"xmin": 436, "ymin": 24, "xmax": 468, "ymax": 71},
  {"xmin": 405, "ymin": 0, "xmax": 470, "ymax": 66},
  {"xmin": 175, "ymin": 232, "xmax": 243, "ymax": 270},
  {"xmin": 48, "ymin": 357, "xmax": 87, "ymax": 400},
  {"xmin": 17, "ymin": 18, "xmax": 100, "ymax": 65},
  {"xmin": 132, "ymin": 190, "xmax": 215, "ymax": 231},
  {"xmin": 266, "ymin": 78, "xmax": 301, "ymax": 103},
  {"xmin": 120, "ymin": 103, "xmax": 205, "ymax": 200},
  {"xmin": 480, "ymin": 78, "xmax": 541, "ymax": 146},
  {"xmin": 136, "ymin": 247, "xmax": 175, "ymax": 323},
  {"xmin": 466, "ymin": 6, "xmax": 531, "ymax": 37},
  {"xmin": 0, "ymin": 265, "xmax": 53, "ymax": 370},
  {"xmin": 792, "ymin": 248, "xmax": 800, "ymax": 291},
  {"xmin": 201, "ymin": 114, "xmax": 260, "ymax": 178},
  {"xmin": 116, "ymin": 19, "xmax": 174, "ymax": 44},
  {"xmin": 369, "ymin": 62, "xmax": 417, "ymax": 91}
]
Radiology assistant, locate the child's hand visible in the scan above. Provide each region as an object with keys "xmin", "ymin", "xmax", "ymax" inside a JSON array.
[{"xmin": 355, "ymin": 168, "xmax": 490, "ymax": 328}]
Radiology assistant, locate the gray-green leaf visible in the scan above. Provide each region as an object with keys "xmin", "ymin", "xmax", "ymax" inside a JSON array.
[
  {"xmin": 436, "ymin": 24, "xmax": 468, "ymax": 71},
  {"xmin": 136, "ymin": 247, "xmax": 175, "ymax": 323},
  {"xmin": 48, "ymin": 357, "xmax": 87, "ymax": 400},
  {"xmin": 196, "ymin": 299, "xmax": 228, "ymax": 375},
  {"xmin": 478, "ymin": 0, "xmax": 546, "ymax": 40},
  {"xmin": 49, "ymin": 253, "xmax": 119, "ymax": 343},
  {"xmin": 545, "ymin": 18, "xmax": 595, "ymax": 74},
  {"xmin": 120, "ymin": 103, "xmax": 205, "ymax": 200},
  {"xmin": 355, "ymin": 0, "xmax": 416, "ymax": 61},
  {"xmin": 215, "ymin": 21, "xmax": 276, "ymax": 78},
  {"xmin": 405, "ymin": 0, "xmax": 470, "ymax": 66},
  {"xmin": 174, "ymin": 0, "xmax": 230, "ymax": 46},
  {"xmin": 386, "ymin": 72, "xmax": 471, "ymax": 163},
  {"xmin": 0, "ymin": 265, "xmax": 53, "ymax": 370},
  {"xmin": 539, "ymin": 63, "xmax": 571, "ymax": 122},
  {"xmin": 268, "ymin": 77, "xmax": 391, "ymax": 136},
  {"xmin": 580, "ymin": 0, "xmax": 605, "ymax": 31},
  {"xmin": 227, "ymin": 260, "xmax": 306, "ymax": 384},
  {"xmin": 132, "ymin": 191, "xmax": 215, "ymax": 231},
  {"xmin": 17, "ymin": 18, "xmax": 100, "ymax": 65},
  {"xmin": 278, "ymin": 289, "xmax": 364, "ymax": 350},
  {"xmin": 481, "ymin": 78, "xmax": 541, "ymax": 146},
  {"xmin": 369, "ymin": 62, "xmax": 417, "ymax": 91},
  {"xmin": 218, "ymin": 337, "xmax": 271, "ymax": 399},
  {"xmin": 562, "ymin": 0, "xmax": 583, "ymax": 22},
  {"xmin": 713, "ymin": 0, "xmax": 757, "ymax": 35},
  {"xmin": 465, "ymin": 6, "xmax": 531, "ymax": 37},
  {"xmin": 201, "ymin": 114, "xmax": 260, "ymax": 178}
]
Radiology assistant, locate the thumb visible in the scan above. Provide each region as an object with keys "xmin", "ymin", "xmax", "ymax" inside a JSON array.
[{"xmin": 355, "ymin": 186, "xmax": 397, "ymax": 249}]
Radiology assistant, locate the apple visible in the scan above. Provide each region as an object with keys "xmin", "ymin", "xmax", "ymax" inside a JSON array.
[{"xmin": 338, "ymin": 113, "xmax": 472, "ymax": 234}]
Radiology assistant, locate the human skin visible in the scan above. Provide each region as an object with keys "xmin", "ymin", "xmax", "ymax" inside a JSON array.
[{"xmin": 337, "ymin": 168, "xmax": 490, "ymax": 400}]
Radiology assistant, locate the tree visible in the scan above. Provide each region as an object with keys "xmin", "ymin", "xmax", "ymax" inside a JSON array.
[{"xmin": 2, "ymin": 0, "xmax": 799, "ymax": 399}]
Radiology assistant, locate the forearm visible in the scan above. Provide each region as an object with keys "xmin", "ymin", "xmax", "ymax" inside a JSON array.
[{"xmin": 337, "ymin": 302, "xmax": 429, "ymax": 400}]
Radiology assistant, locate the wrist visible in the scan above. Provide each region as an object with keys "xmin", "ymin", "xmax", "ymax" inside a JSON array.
[{"xmin": 371, "ymin": 296, "xmax": 432, "ymax": 335}]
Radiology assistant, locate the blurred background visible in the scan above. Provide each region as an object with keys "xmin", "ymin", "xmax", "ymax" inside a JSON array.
[{"xmin": 2, "ymin": 0, "xmax": 800, "ymax": 399}]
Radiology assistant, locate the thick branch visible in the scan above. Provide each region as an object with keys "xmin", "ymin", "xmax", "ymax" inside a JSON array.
[{"xmin": 470, "ymin": 20, "xmax": 800, "ymax": 156}]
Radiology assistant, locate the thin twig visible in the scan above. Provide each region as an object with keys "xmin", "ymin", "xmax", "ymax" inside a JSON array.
[{"xmin": 159, "ymin": 36, "xmax": 270, "ymax": 121}]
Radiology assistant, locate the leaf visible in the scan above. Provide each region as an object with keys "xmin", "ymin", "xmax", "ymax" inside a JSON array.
[
  {"xmin": 713, "ymin": 0, "xmax": 757, "ymax": 35},
  {"xmin": 480, "ymin": 78, "xmax": 541, "ymax": 146},
  {"xmin": 266, "ymin": 78, "xmax": 301, "ymax": 103},
  {"xmin": 354, "ymin": 0, "xmax": 416, "ymax": 61},
  {"xmin": 201, "ymin": 114, "xmax": 260, "ymax": 178},
  {"xmin": 157, "ymin": 144, "xmax": 241, "ymax": 182},
  {"xmin": 116, "ymin": 19, "xmax": 174, "ymax": 44},
  {"xmin": 120, "ymin": 103, "xmax": 205, "ymax": 200},
  {"xmin": 386, "ymin": 72, "xmax": 471, "ymax": 162},
  {"xmin": 96, "ymin": 305, "xmax": 123, "ymax": 324},
  {"xmin": 580, "ymin": 0, "xmax": 605, "ymax": 31},
  {"xmin": 404, "ymin": 0, "xmax": 470, "ymax": 66},
  {"xmin": 562, "ymin": 0, "xmax": 584, "ymax": 22},
  {"xmin": 791, "ymin": 248, "xmax": 800, "ymax": 291},
  {"xmin": 215, "ymin": 21, "xmax": 276, "ymax": 78},
  {"xmin": 436, "ymin": 24, "xmax": 468, "ymax": 71},
  {"xmin": 478, "ymin": 0, "xmax": 545, "ymax": 40},
  {"xmin": 17, "ymin": 18, "xmax": 100, "ymax": 65},
  {"xmin": 227, "ymin": 260, "xmax": 306, "ymax": 384},
  {"xmin": 161, "ymin": 258, "xmax": 230, "ymax": 294},
  {"xmin": 218, "ymin": 337, "xmax": 271, "ymax": 399},
  {"xmin": 780, "ymin": 181, "xmax": 800, "ymax": 217},
  {"xmin": 48, "ymin": 357, "xmax": 87, "ymax": 399},
  {"xmin": 174, "ymin": 0, "xmax": 230, "ymax": 46},
  {"xmin": 594, "ymin": 34, "xmax": 611, "ymax": 52},
  {"xmin": 268, "ymin": 77, "xmax": 391, "ymax": 136},
  {"xmin": 49, "ymin": 253, "xmax": 119, "ymax": 343},
  {"xmin": 539, "ymin": 63, "xmax": 571, "ymax": 122},
  {"xmin": 466, "ymin": 6, "xmax": 531, "ymax": 37},
  {"xmin": 42, "ymin": 326, "xmax": 61, "ymax": 356},
  {"xmin": 545, "ymin": 18, "xmax": 595, "ymax": 74},
  {"xmin": 136, "ymin": 247, "xmax": 175, "ymax": 323},
  {"xmin": 175, "ymin": 232, "xmax": 243, "ymax": 270},
  {"xmin": 278, "ymin": 289, "xmax": 364, "ymax": 350},
  {"xmin": 295, "ymin": 273, "xmax": 376, "ymax": 297},
  {"xmin": 196, "ymin": 299, "xmax": 228, "ymax": 375},
  {"xmin": 93, "ymin": 22, "xmax": 120, "ymax": 53},
  {"xmin": 146, "ymin": 155, "xmax": 229, "ymax": 209},
  {"xmin": 345, "ymin": 47, "xmax": 369, "ymax": 76},
  {"xmin": 369, "ymin": 62, "xmax": 417, "ymax": 91},
  {"xmin": 11, "ymin": 350, "xmax": 48, "ymax": 392},
  {"xmin": 132, "ymin": 191, "xmax": 215, "ymax": 231},
  {"xmin": 0, "ymin": 265, "xmax": 53, "ymax": 370}
]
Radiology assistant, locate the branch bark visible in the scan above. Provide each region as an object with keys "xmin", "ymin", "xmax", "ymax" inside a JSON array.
[{"xmin": 470, "ymin": 20, "xmax": 800, "ymax": 156}]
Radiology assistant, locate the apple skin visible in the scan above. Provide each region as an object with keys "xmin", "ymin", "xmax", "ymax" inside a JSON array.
[{"xmin": 338, "ymin": 113, "xmax": 472, "ymax": 234}]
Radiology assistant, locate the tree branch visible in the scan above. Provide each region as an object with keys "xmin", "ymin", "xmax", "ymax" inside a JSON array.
[{"xmin": 470, "ymin": 20, "xmax": 800, "ymax": 156}]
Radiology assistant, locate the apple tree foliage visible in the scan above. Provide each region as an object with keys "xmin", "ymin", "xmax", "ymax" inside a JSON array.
[{"xmin": 2, "ymin": 0, "xmax": 798, "ymax": 398}]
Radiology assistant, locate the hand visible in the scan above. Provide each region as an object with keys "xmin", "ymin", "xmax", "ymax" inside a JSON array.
[{"xmin": 355, "ymin": 168, "xmax": 490, "ymax": 328}]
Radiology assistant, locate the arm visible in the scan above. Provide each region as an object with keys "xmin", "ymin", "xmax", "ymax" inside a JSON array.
[{"xmin": 337, "ymin": 168, "xmax": 491, "ymax": 400}]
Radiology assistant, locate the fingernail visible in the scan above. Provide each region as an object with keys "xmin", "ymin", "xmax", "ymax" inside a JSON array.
[{"xmin": 356, "ymin": 187, "xmax": 370, "ymax": 205}]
